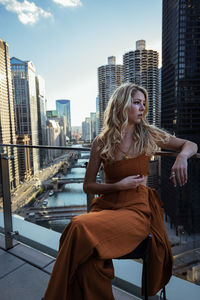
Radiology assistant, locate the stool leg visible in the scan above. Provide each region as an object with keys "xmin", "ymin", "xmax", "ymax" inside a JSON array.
[
  {"xmin": 163, "ymin": 287, "xmax": 166, "ymax": 300},
  {"xmin": 160, "ymin": 287, "xmax": 166, "ymax": 300},
  {"xmin": 143, "ymin": 260, "xmax": 148, "ymax": 300}
]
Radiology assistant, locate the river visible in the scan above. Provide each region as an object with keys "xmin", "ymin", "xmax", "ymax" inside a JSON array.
[{"xmin": 37, "ymin": 149, "xmax": 90, "ymax": 233}]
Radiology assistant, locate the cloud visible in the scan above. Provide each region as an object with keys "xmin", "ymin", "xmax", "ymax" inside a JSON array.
[
  {"xmin": 52, "ymin": 0, "xmax": 82, "ymax": 7},
  {"xmin": 0, "ymin": 0, "xmax": 52, "ymax": 25}
]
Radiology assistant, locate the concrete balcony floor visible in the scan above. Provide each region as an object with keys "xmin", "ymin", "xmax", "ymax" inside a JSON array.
[{"xmin": 0, "ymin": 233, "xmax": 140, "ymax": 300}]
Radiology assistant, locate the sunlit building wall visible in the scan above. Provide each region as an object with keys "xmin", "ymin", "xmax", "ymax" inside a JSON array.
[
  {"xmin": 46, "ymin": 120, "xmax": 62, "ymax": 160},
  {"xmin": 46, "ymin": 110, "xmax": 66, "ymax": 144},
  {"xmin": 0, "ymin": 38, "xmax": 19, "ymax": 191},
  {"xmin": 36, "ymin": 75, "xmax": 47, "ymax": 167},
  {"xmin": 11, "ymin": 57, "xmax": 39, "ymax": 180}
]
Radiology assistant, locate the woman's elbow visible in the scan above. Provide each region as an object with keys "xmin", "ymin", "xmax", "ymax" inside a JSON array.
[
  {"xmin": 83, "ymin": 182, "xmax": 90, "ymax": 194},
  {"xmin": 187, "ymin": 141, "xmax": 198, "ymax": 154},
  {"xmin": 193, "ymin": 142, "xmax": 198, "ymax": 153}
]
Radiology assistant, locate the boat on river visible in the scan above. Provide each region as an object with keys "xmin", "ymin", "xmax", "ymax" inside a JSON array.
[
  {"xmin": 49, "ymin": 190, "xmax": 54, "ymax": 196},
  {"xmin": 43, "ymin": 199, "xmax": 48, "ymax": 206}
]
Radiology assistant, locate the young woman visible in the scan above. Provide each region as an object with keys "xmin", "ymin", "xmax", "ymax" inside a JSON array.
[{"xmin": 43, "ymin": 83, "xmax": 197, "ymax": 300}]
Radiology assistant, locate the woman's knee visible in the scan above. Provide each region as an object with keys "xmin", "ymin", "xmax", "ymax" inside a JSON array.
[{"xmin": 70, "ymin": 214, "xmax": 88, "ymax": 229}]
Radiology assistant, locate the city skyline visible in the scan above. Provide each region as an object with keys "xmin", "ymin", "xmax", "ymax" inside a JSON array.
[{"xmin": 0, "ymin": 0, "xmax": 162, "ymax": 125}]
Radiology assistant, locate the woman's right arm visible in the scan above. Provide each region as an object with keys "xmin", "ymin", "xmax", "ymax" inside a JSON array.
[{"xmin": 83, "ymin": 138, "xmax": 145, "ymax": 194}]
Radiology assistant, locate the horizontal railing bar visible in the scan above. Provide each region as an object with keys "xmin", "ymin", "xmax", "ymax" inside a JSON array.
[
  {"xmin": 155, "ymin": 151, "xmax": 200, "ymax": 158},
  {"xmin": 0, "ymin": 144, "xmax": 91, "ymax": 151},
  {"xmin": 0, "ymin": 144, "xmax": 199, "ymax": 158}
]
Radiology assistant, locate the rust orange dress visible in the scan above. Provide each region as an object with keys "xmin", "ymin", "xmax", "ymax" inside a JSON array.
[{"xmin": 43, "ymin": 154, "xmax": 173, "ymax": 300}]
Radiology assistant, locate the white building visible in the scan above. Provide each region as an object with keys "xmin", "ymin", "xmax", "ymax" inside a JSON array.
[
  {"xmin": 123, "ymin": 40, "xmax": 159, "ymax": 126},
  {"xmin": 98, "ymin": 56, "xmax": 124, "ymax": 131},
  {"xmin": 46, "ymin": 120, "xmax": 64, "ymax": 161}
]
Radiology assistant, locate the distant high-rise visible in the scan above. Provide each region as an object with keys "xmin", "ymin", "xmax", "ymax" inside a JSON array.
[
  {"xmin": 96, "ymin": 96, "xmax": 99, "ymax": 135},
  {"xmin": 162, "ymin": 0, "xmax": 200, "ymax": 232},
  {"xmin": 0, "ymin": 39, "xmax": 19, "ymax": 191},
  {"xmin": 158, "ymin": 68, "xmax": 162, "ymax": 126},
  {"xmin": 36, "ymin": 75, "xmax": 47, "ymax": 167},
  {"xmin": 46, "ymin": 110, "xmax": 59, "ymax": 119},
  {"xmin": 123, "ymin": 40, "xmax": 159, "ymax": 126},
  {"xmin": 98, "ymin": 56, "xmax": 124, "ymax": 131},
  {"xmin": 82, "ymin": 118, "xmax": 91, "ymax": 142},
  {"xmin": 72, "ymin": 126, "xmax": 82, "ymax": 141},
  {"xmin": 123, "ymin": 40, "xmax": 160, "ymax": 190},
  {"xmin": 90, "ymin": 112, "xmax": 97, "ymax": 141},
  {"xmin": 46, "ymin": 120, "xmax": 63, "ymax": 160},
  {"xmin": 11, "ymin": 57, "xmax": 39, "ymax": 180},
  {"xmin": 56, "ymin": 99, "xmax": 71, "ymax": 139}
]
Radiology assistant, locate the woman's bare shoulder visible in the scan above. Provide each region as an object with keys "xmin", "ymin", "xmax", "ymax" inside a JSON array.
[{"xmin": 91, "ymin": 135, "xmax": 104, "ymax": 151}]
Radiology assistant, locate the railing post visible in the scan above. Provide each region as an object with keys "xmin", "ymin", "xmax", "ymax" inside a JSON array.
[
  {"xmin": 0, "ymin": 153, "xmax": 13, "ymax": 249},
  {"xmin": 87, "ymin": 194, "xmax": 94, "ymax": 212}
]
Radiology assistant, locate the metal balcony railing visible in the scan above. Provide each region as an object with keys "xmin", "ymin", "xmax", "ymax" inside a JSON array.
[{"xmin": 0, "ymin": 143, "xmax": 199, "ymax": 254}]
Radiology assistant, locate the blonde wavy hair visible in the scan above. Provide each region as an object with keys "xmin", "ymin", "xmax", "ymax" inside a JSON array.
[{"xmin": 98, "ymin": 82, "xmax": 171, "ymax": 161}]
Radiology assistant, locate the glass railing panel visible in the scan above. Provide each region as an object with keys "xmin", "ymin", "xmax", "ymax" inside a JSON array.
[
  {"xmin": 11, "ymin": 146, "xmax": 90, "ymax": 233},
  {"xmin": 161, "ymin": 156, "xmax": 200, "ymax": 287},
  {"xmin": 0, "ymin": 145, "xmax": 92, "ymax": 255}
]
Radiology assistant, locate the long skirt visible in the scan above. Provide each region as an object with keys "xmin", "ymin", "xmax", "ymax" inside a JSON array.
[{"xmin": 43, "ymin": 185, "xmax": 173, "ymax": 299}]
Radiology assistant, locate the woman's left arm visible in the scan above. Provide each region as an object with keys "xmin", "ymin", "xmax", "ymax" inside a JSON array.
[{"xmin": 158, "ymin": 136, "xmax": 198, "ymax": 187}]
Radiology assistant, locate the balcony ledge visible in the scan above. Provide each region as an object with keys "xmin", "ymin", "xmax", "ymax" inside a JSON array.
[{"xmin": 0, "ymin": 216, "xmax": 200, "ymax": 300}]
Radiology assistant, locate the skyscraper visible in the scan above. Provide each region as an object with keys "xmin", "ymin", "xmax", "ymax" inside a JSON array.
[
  {"xmin": 82, "ymin": 117, "xmax": 91, "ymax": 142},
  {"xmin": 11, "ymin": 57, "xmax": 39, "ymax": 180},
  {"xmin": 36, "ymin": 75, "xmax": 47, "ymax": 167},
  {"xmin": 123, "ymin": 40, "xmax": 160, "ymax": 190},
  {"xmin": 0, "ymin": 38, "xmax": 19, "ymax": 191},
  {"xmin": 162, "ymin": 0, "xmax": 200, "ymax": 232},
  {"xmin": 98, "ymin": 56, "xmax": 124, "ymax": 131},
  {"xmin": 46, "ymin": 120, "xmax": 63, "ymax": 160},
  {"xmin": 56, "ymin": 99, "xmax": 71, "ymax": 139},
  {"xmin": 90, "ymin": 112, "xmax": 97, "ymax": 141},
  {"xmin": 123, "ymin": 40, "xmax": 159, "ymax": 127},
  {"xmin": 96, "ymin": 96, "xmax": 99, "ymax": 135}
]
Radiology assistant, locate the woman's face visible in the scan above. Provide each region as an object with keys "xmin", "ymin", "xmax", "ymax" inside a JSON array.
[{"xmin": 128, "ymin": 90, "xmax": 146, "ymax": 125}]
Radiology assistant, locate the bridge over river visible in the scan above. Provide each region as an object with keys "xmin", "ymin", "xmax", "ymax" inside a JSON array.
[
  {"xmin": 42, "ymin": 177, "xmax": 85, "ymax": 191},
  {"xmin": 43, "ymin": 177, "xmax": 101, "ymax": 191},
  {"xmin": 53, "ymin": 177, "xmax": 84, "ymax": 184},
  {"xmin": 26, "ymin": 205, "xmax": 87, "ymax": 222}
]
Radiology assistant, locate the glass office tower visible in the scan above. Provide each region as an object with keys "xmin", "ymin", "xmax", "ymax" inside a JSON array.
[
  {"xmin": 56, "ymin": 99, "xmax": 71, "ymax": 140},
  {"xmin": 11, "ymin": 57, "xmax": 39, "ymax": 180},
  {"xmin": 0, "ymin": 39, "xmax": 19, "ymax": 191},
  {"xmin": 161, "ymin": 0, "xmax": 200, "ymax": 232}
]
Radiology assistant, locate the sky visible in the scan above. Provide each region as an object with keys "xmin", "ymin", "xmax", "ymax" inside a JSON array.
[{"xmin": 0, "ymin": 0, "xmax": 162, "ymax": 126}]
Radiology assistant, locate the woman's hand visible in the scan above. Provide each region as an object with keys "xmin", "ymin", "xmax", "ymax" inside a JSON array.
[
  {"xmin": 116, "ymin": 175, "xmax": 145, "ymax": 190},
  {"xmin": 170, "ymin": 154, "xmax": 188, "ymax": 187}
]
